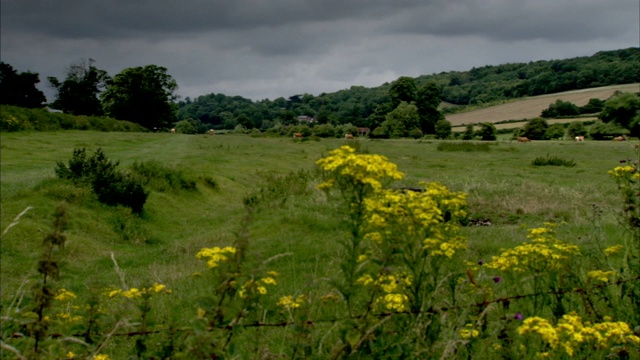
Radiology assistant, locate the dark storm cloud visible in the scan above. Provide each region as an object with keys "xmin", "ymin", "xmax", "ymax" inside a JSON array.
[
  {"xmin": 1, "ymin": 1, "xmax": 397, "ymax": 38},
  {"xmin": 389, "ymin": 0, "xmax": 638, "ymax": 42},
  {"xmin": 1, "ymin": 0, "xmax": 637, "ymax": 100}
]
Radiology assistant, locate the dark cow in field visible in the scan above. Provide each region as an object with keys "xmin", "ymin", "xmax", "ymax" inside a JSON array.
[{"xmin": 293, "ymin": 132, "xmax": 303, "ymax": 139}]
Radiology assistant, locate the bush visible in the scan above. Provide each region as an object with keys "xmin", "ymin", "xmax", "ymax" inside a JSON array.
[
  {"xmin": 519, "ymin": 118, "xmax": 548, "ymax": 140},
  {"xmin": 541, "ymin": 99, "xmax": 580, "ymax": 118},
  {"xmin": 130, "ymin": 160, "xmax": 196, "ymax": 192},
  {"xmin": 589, "ymin": 120, "xmax": 628, "ymax": 140},
  {"xmin": 566, "ymin": 121, "xmax": 588, "ymax": 138},
  {"xmin": 434, "ymin": 119, "xmax": 452, "ymax": 139},
  {"xmin": 311, "ymin": 123, "xmax": 335, "ymax": 138},
  {"xmin": 0, "ymin": 105, "xmax": 145, "ymax": 132},
  {"xmin": 544, "ymin": 123, "xmax": 566, "ymax": 140},
  {"xmin": 532, "ymin": 154, "xmax": 576, "ymax": 167},
  {"xmin": 476, "ymin": 122, "xmax": 497, "ymax": 140},
  {"xmin": 462, "ymin": 124, "xmax": 475, "ymax": 140},
  {"xmin": 579, "ymin": 98, "xmax": 605, "ymax": 114},
  {"xmin": 55, "ymin": 148, "xmax": 148, "ymax": 213}
]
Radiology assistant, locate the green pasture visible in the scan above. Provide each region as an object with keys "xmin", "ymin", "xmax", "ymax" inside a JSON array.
[
  {"xmin": 1, "ymin": 131, "xmax": 638, "ymax": 358},
  {"xmin": 1, "ymin": 131, "xmax": 635, "ymax": 293}
]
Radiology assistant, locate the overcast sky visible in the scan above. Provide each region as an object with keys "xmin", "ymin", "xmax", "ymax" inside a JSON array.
[{"xmin": 1, "ymin": 1, "xmax": 638, "ymax": 102}]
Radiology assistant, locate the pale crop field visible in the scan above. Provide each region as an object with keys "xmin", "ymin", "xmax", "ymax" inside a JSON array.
[{"xmin": 446, "ymin": 83, "xmax": 640, "ymax": 126}]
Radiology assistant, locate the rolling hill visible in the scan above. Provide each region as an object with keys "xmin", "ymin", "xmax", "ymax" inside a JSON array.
[{"xmin": 446, "ymin": 83, "xmax": 639, "ymax": 127}]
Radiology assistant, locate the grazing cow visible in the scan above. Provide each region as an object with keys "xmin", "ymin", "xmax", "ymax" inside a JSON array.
[
  {"xmin": 575, "ymin": 136, "xmax": 585, "ymax": 141},
  {"xmin": 293, "ymin": 132, "xmax": 303, "ymax": 139},
  {"xmin": 170, "ymin": 128, "xmax": 176, "ymax": 133},
  {"xmin": 613, "ymin": 136, "xmax": 626, "ymax": 141},
  {"xmin": 344, "ymin": 133, "xmax": 354, "ymax": 139},
  {"xmin": 517, "ymin": 137, "xmax": 531, "ymax": 142},
  {"xmin": 209, "ymin": 129, "xmax": 215, "ymax": 136}
]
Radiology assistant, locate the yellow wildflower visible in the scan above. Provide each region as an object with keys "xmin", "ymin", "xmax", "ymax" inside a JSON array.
[
  {"xmin": 586, "ymin": 270, "xmax": 616, "ymax": 282},
  {"xmin": 54, "ymin": 289, "xmax": 77, "ymax": 301},
  {"xmin": 277, "ymin": 295, "xmax": 307, "ymax": 310},
  {"xmin": 459, "ymin": 323, "xmax": 480, "ymax": 339},
  {"xmin": 603, "ymin": 245, "xmax": 624, "ymax": 256},
  {"xmin": 196, "ymin": 246, "xmax": 237, "ymax": 268},
  {"xmin": 121, "ymin": 288, "xmax": 142, "ymax": 298}
]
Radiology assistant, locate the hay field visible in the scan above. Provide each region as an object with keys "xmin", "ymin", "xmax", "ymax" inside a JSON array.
[{"xmin": 446, "ymin": 83, "xmax": 640, "ymax": 126}]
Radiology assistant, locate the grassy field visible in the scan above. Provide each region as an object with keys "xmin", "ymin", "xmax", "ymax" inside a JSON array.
[
  {"xmin": 1, "ymin": 131, "xmax": 638, "ymax": 358},
  {"xmin": 446, "ymin": 83, "xmax": 640, "ymax": 126}
]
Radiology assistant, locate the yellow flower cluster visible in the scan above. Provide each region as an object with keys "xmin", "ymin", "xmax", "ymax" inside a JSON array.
[
  {"xmin": 484, "ymin": 227, "xmax": 580, "ymax": 273},
  {"xmin": 517, "ymin": 313, "xmax": 640, "ymax": 357},
  {"xmin": 603, "ymin": 245, "xmax": 624, "ymax": 256},
  {"xmin": 363, "ymin": 183, "xmax": 467, "ymax": 258},
  {"xmin": 277, "ymin": 295, "xmax": 307, "ymax": 310},
  {"xmin": 586, "ymin": 270, "xmax": 617, "ymax": 283},
  {"xmin": 459, "ymin": 323, "xmax": 481, "ymax": 339},
  {"xmin": 608, "ymin": 165, "xmax": 639, "ymax": 180},
  {"xmin": 54, "ymin": 289, "xmax": 77, "ymax": 301},
  {"xmin": 316, "ymin": 146, "xmax": 404, "ymax": 193},
  {"xmin": 56, "ymin": 312, "xmax": 84, "ymax": 322},
  {"xmin": 196, "ymin": 246, "xmax": 237, "ymax": 268},
  {"xmin": 108, "ymin": 283, "xmax": 171, "ymax": 299},
  {"xmin": 238, "ymin": 274, "xmax": 278, "ymax": 299},
  {"xmin": 357, "ymin": 273, "xmax": 412, "ymax": 312}
]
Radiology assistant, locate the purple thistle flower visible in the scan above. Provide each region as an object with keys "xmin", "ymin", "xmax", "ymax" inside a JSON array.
[
  {"xmin": 514, "ymin": 313, "xmax": 523, "ymax": 321},
  {"xmin": 620, "ymin": 160, "xmax": 627, "ymax": 163},
  {"xmin": 477, "ymin": 260, "xmax": 485, "ymax": 266},
  {"xmin": 492, "ymin": 276, "xmax": 503, "ymax": 284}
]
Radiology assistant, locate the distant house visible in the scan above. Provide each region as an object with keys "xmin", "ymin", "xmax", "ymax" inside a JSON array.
[
  {"xmin": 297, "ymin": 115, "xmax": 317, "ymax": 124},
  {"xmin": 356, "ymin": 127, "xmax": 370, "ymax": 136}
]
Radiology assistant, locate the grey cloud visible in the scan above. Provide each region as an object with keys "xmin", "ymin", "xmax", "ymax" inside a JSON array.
[
  {"xmin": 1, "ymin": 0, "xmax": 637, "ymax": 101},
  {"xmin": 389, "ymin": 0, "xmax": 639, "ymax": 42}
]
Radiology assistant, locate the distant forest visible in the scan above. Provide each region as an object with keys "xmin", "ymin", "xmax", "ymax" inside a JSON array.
[{"xmin": 177, "ymin": 48, "xmax": 639, "ymax": 130}]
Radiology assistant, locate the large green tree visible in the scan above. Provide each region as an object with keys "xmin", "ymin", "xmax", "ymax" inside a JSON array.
[
  {"xmin": 0, "ymin": 62, "xmax": 46, "ymax": 108},
  {"xmin": 416, "ymin": 82, "xmax": 444, "ymax": 134},
  {"xmin": 380, "ymin": 101, "xmax": 420, "ymax": 138},
  {"xmin": 434, "ymin": 119, "xmax": 452, "ymax": 139},
  {"xmin": 519, "ymin": 118, "xmax": 549, "ymax": 140},
  {"xmin": 598, "ymin": 92, "xmax": 640, "ymax": 129},
  {"xmin": 48, "ymin": 58, "xmax": 110, "ymax": 116},
  {"xmin": 101, "ymin": 65, "xmax": 178, "ymax": 129},
  {"xmin": 476, "ymin": 122, "xmax": 497, "ymax": 140},
  {"xmin": 389, "ymin": 76, "xmax": 417, "ymax": 107}
]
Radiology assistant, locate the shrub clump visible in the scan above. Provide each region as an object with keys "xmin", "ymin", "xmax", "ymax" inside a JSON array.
[
  {"xmin": 55, "ymin": 148, "xmax": 148, "ymax": 213},
  {"xmin": 531, "ymin": 154, "xmax": 576, "ymax": 167},
  {"xmin": 129, "ymin": 160, "xmax": 196, "ymax": 192}
]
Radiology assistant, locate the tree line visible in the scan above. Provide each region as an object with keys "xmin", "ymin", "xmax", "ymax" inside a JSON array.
[
  {"xmin": 176, "ymin": 47, "xmax": 639, "ymax": 133},
  {"xmin": 1, "ymin": 48, "xmax": 638, "ymax": 134},
  {"xmin": 0, "ymin": 59, "xmax": 178, "ymax": 130}
]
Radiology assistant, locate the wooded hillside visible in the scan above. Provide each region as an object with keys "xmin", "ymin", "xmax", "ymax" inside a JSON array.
[{"xmin": 176, "ymin": 48, "xmax": 639, "ymax": 129}]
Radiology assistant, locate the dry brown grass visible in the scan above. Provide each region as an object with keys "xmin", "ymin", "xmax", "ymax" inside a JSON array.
[{"xmin": 445, "ymin": 83, "xmax": 640, "ymax": 126}]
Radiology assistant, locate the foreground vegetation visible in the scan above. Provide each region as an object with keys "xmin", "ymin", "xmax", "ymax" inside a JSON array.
[{"xmin": 1, "ymin": 131, "xmax": 639, "ymax": 358}]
